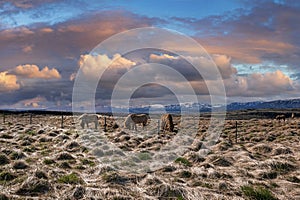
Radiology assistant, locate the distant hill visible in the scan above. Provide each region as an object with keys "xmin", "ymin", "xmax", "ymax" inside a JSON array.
[{"xmin": 2, "ymin": 99, "xmax": 300, "ymax": 114}]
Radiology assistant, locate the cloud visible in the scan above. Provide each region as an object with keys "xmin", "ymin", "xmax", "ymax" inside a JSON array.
[
  {"xmin": 149, "ymin": 53, "xmax": 237, "ymax": 80},
  {"xmin": 172, "ymin": 1, "xmax": 300, "ymax": 70},
  {"xmin": 22, "ymin": 45, "xmax": 33, "ymax": 53},
  {"xmin": 77, "ymin": 53, "xmax": 136, "ymax": 79},
  {"xmin": 0, "ymin": 10, "xmax": 160, "ymax": 69},
  {"xmin": 13, "ymin": 64, "xmax": 61, "ymax": 79},
  {"xmin": 0, "ymin": 71, "xmax": 20, "ymax": 92},
  {"xmin": 225, "ymin": 70, "xmax": 294, "ymax": 97}
]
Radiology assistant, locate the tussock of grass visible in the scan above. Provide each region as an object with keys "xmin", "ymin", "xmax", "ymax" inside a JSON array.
[
  {"xmin": 151, "ymin": 184, "xmax": 185, "ymax": 199},
  {"xmin": 16, "ymin": 177, "xmax": 51, "ymax": 196},
  {"xmin": 73, "ymin": 186, "xmax": 86, "ymax": 199},
  {"xmin": 57, "ymin": 173, "xmax": 83, "ymax": 184},
  {"xmin": 13, "ymin": 161, "xmax": 29, "ymax": 169},
  {"xmin": 0, "ymin": 194, "xmax": 9, "ymax": 200},
  {"xmin": 57, "ymin": 152, "xmax": 75, "ymax": 160},
  {"xmin": 102, "ymin": 172, "xmax": 127, "ymax": 184},
  {"xmin": 59, "ymin": 161, "xmax": 72, "ymax": 169},
  {"xmin": 273, "ymin": 147, "xmax": 292, "ymax": 155},
  {"xmin": 253, "ymin": 144, "xmax": 272, "ymax": 154},
  {"xmin": 43, "ymin": 159, "xmax": 55, "ymax": 165},
  {"xmin": 211, "ymin": 156, "xmax": 233, "ymax": 167},
  {"xmin": 137, "ymin": 152, "xmax": 152, "ymax": 161},
  {"xmin": 269, "ymin": 161, "xmax": 296, "ymax": 174},
  {"xmin": 0, "ymin": 171, "xmax": 16, "ymax": 182},
  {"xmin": 191, "ymin": 181, "xmax": 213, "ymax": 189},
  {"xmin": 0, "ymin": 134, "xmax": 13, "ymax": 139},
  {"xmin": 0, "ymin": 154, "xmax": 10, "ymax": 165},
  {"xmin": 10, "ymin": 151, "xmax": 26, "ymax": 160},
  {"xmin": 81, "ymin": 158, "xmax": 96, "ymax": 167},
  {"xmin": 287, "ymin": 176, "xmax": 300, "ymax": 183},
  {"xmin": 241, "ymin": 185, "xmax": 277, "ymax": 200},
  {"xmin": 260, "ymin": 171, "xmax": 278, "ymax": 179},
  {"xmin": 35, "ymin": 171, "xmax": 48, "ymax": 179}
]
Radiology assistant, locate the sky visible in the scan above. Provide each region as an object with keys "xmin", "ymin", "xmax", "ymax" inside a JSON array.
[{"xmin": 0, "ymin": 0, "xmax": 300, "ymax": 110}]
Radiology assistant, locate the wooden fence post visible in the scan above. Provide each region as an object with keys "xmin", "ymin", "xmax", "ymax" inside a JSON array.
[
  {"xmin": 157, "ymin": 119, "xmax": 160, "ymax": 134},
  {"xmin": 104, "ymin": 117, "xmax": 107, "ymax": 132},
  {"xmin": 235, "ymin": 121, "xmax": 238, "ymax": 143},
  {"xmin": 30, "ymin": 113, "xmax": 32, "ymax": 124},
  {"xmin": 61, "ymin": 113, "xmax": 64, "ymax": 128}
]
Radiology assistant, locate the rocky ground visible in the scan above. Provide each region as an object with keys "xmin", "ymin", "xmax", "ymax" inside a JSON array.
[{"xmin": 0, "ymin": 113, "xmax": 299, "ymax": 199}]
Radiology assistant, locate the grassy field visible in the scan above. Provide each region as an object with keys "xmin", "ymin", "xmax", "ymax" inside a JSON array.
[{"xmin": 0, "ymin": 110, "xmax": 299, "ymax": 199}]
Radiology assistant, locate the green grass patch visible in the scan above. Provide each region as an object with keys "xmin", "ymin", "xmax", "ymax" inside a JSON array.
[
  {"xmin": 57, "ymin": 173, "xmax": 83, "ymax": 184},
  {"xmin": 175, "ymin": 157, "xmax": 192, "ymax": 167},
  {"xmin": 81, "ymin": 159, "xmax": 96, "ymax": 167},
  {"xmin": 43, "ymin": 159, "xmax": 55, "ymax": 165},
  {"xmin": 26, "ymin": 130, "xmax": 36, "ymax": 136},
  {"xmin": 241, "ymin": 185, "xmax": 277, "ymax": 200},
  {"xmin": 137, "ymin": 152, "xmax": 152, "ymax": 161}
]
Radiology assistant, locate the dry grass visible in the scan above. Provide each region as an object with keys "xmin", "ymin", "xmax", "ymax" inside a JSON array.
[{"xmin": 0, "ymin": 113, "xmax": 299, "ymax": 199}]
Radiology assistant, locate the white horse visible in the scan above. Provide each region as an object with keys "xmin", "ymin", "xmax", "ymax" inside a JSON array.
[{"xmin": 78, "ymin": 114, "xmax": 99, "ymax": 129}]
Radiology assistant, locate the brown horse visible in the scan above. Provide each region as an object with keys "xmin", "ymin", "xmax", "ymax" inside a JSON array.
[
  {"xmin": 160, "ymin": 113, "xmax": 174, "ymax": 132},
  {"xmin": 124, "ymin": 114, "xmax": 149, "ymax": 130},
  {"xmin": 275, "ymin": 114, "xmax": 286, "ymax": 122}
]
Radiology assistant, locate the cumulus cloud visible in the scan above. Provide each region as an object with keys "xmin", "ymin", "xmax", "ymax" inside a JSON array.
[
  {"xmin": 149, "ymin": 53, "xmax": 237, "ymax": 80},
  {"xmin": 13, "ymin": 64, "xmax": 61, "ymax": 79},
  {"xmin": 225, "ymin": 70, "xmax": 294, "ymax": 97},
  {"xmin": 77, "ymin": 53, "xmax": 136, "ymax": 79},
  {"xmin": 0, "ymin": 71, "xmax": 20, "ymax": 92}
]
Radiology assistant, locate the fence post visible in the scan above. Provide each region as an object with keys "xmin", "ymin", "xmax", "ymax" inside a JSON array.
[
  {"xmin": 157, "ymin": 119, "xmax": 160, "ymax": 134},
  {"xmin": 104, "ymin": 117, "xmax": 107, "ymax": 132},
  {"xmin": 61, "ymin": 112, "xmax": 64, "ymax": 128},
  {"xmin": 30, "ymin": 113, "xmax": 32, "ymax": 124},
  {"xmin": 235, "ymin": 121, "xmax": 238, "ymax": 143}
]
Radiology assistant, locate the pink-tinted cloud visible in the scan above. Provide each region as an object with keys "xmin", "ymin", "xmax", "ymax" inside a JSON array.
[{"xmin": 225, "ymin": 70, "xmax": 294, "ymax": 97}]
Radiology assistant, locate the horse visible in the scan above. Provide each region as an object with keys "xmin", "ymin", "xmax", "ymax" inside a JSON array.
[
  {"xmin": 124, "ymin": 114, "xmax": 149, "ymax": 130},
  {"xmin": 160, "ymin": 113, "xmax": 174, "ymax": 132},
  {"xmin": 78, "ymin": 114, "xmax": 99, "ymax": 129},
  {"xmin": 275, "ymin": 114, "xmax": 286, "ymax": 122}
]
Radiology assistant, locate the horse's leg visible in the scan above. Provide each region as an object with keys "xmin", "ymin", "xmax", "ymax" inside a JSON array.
[{"xmin": 95, "ymin": 120, "xmax": 98, "ymax": 129}]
